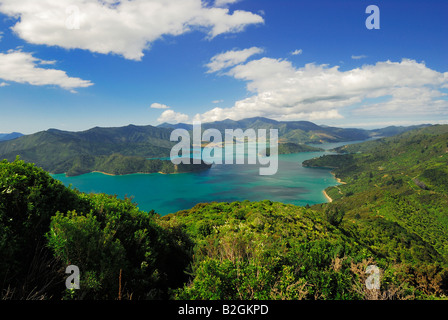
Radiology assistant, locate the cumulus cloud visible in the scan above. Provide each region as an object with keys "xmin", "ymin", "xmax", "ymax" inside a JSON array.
[
  {"xmin": 0, "ymin": 81, "xmax": 9, "ymax": 87},
  {"xmin": 150, "ymin": 103, "xmax": 170, "ymax": 109},
  {"xmin": 0, "ymin": 0, "xmax": 263, "ymax": 61},
  {"xmin": 355, "ymin": 86, "xmax": 448, "ymax": 116},
  {"xmin": 291, "ymin": 49, "xmax": 302, "ymax": 56},
  {"xmin": 194, "ymin": 55, "xmax": 448, "ymax": 123},
  {"xmin": 352, "ymin": 55, "xmax": 367, "ymax": 60},
  {"xmin": 157, "ymin": 109, "xmax": 190, "ymax": 124},
  {"xmin": 205, "ymin": 47, "xmax": 263, "ymax": 73},
  {"xmin": 0, "ymin": 50, "xmax": 93, "ymax": 92}
]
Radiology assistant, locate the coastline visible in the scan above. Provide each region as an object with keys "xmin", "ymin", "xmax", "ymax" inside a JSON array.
[
  {"xmin": 69, "ymin": 168, "xmax": 208, "ymax": 177},
  {"xmin": 90, "ymin": 170, "xmax": 171, "ymax": 176},
  {"xmin": 92, "ymin": 171, "xmax": 116, "ymax": 176},
  {"xmin": 323, "ymin": 171, "xmax": 345, "ymax": 203},
  {"xmin": 330, "ymin": 171, "xmax": 346, "ymax": 185},
  {"xmin": 323, "ymin": 189, "xmax": 333, "ymax": 203}
]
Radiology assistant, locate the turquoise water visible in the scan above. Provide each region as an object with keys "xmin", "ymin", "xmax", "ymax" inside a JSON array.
[{"xmin": 52, "ymin": 141, "xmax": 360, "ymax": 216}]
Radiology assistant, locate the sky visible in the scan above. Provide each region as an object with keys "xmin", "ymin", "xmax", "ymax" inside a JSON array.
[{"xmin": 0, "ymin": 0, "xmax": 447, "ymax": 134}]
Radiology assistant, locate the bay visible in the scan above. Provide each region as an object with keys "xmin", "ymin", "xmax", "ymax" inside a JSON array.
[{"xmin": 51, "ymin": 141, "xmax": 361, "ymax": 216}]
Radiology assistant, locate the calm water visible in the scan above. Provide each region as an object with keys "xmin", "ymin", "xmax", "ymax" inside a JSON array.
[{"xmin": 52, "ymin": 141, "xmax": 360, "ymax": 215}]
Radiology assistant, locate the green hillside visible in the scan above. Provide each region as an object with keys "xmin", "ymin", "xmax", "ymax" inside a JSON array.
[
  {"xmin": 0, "ymin": 125, "xmax": 212, "ymax": 176},
  {"xmin": 303, "ymin": 125, "xmax": 448, "ymax": 261}
]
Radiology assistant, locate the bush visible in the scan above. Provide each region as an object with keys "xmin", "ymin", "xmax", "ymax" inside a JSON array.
[
  {"xmin": 0, "ymin": 158, "xmax": 88, "ymax": 298},
  {"xmin": 46, "ymin": 193, "xmax": 194, "ymax": 299}
]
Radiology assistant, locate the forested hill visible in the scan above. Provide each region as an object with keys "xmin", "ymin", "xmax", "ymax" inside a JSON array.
[
  {"xmin": 0, "ymin": 125, "xmax": 183, "ymax": 176},
  {"xmin": 303, "ymin": 124, "xmax": 448, "ymax": 261}
]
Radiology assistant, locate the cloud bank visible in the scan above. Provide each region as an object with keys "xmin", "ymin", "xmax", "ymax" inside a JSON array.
[
  {"xmin": 0, "ymin": 0, "xmax": 264, "ymax": 61},
  {"xmin": 190, "ymin": 54, "xmax": 448, "ymax": 123}
]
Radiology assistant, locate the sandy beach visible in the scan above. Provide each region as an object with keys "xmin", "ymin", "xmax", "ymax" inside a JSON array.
[
  {"xmin": 331, "ymin": 172, "xmax": 346, "ymax": 184},
  {"xmin": 323, "ymin": 189, "xmax": 333, "ymax": 202}
]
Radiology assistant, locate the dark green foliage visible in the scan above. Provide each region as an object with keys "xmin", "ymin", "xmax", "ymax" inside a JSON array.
[
  {"xmin": 0, "ymin": 158, "xmax": 192, "ymax": 300},
  {"xmin": 165, "ymin": 201, "xmax": 370, "ymax": 300},
  {"xmin": 46, "ymin": 193, "xmax": 193, "ymax": 299},
  {"xmin": 164, "ymin": 200, "xmax": 448, "ymax": 300},
  {"xmin": 304, "ymin": 125, "xmax": 448, "ymax": 260},
  {"xmin": 324, "ymin": 205, "xmax": 345, "ymax": 227},
  {"xmin": 303, "ymin": 154, "xmax": 356, "ymax": 169},
  {"xmin": 421, "ymin": 167, "xmax": 448, "ymax": 192},
  {"xmin": 302, "ymin": 125, "xmax": 448, "ymax": 298},
  {"xmin": 0, "ymin": 157, "xmax": 89, "ymax": 298}
]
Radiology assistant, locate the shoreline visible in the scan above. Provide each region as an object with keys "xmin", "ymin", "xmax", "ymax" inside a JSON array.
[
  {"xmin": 323, "ymin": 171, "xmax": 345, "ymax": 203},
  {"xmin": 323, "ymin": 189, "xmax": 333, "ymax": 203},
  {"xmin": 64, "ymin": 167, "xmax": 209, "ymax": 177},
  {"xmin": 72, "ymin": 170, "xmax": 172, "ymax": 177},
  {"xmin": 330, "ymin": 171, "xmax": 346, "ymax": 184}
]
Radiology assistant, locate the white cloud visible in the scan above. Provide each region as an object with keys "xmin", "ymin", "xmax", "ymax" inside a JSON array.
[
  {"xmin": 157, "ymin": 109, "xmax": 190, "ymax": 124},
  {"xmin": 150, "ymin": 103, "xmax": 170, "ymax": 109},
  {"xmin": 0, "ymin": 0, "xmax": 263, "ymax": 61},
  {"xmin": 205, "ymin": 47, "xmax": 264, "ymax": 73},
  {"xmin": 194, "ymin": 57, "xmax": 448, "ymax": 123},
  {"xmin": 0, "ymin": 50, "xmax": 93, "ymax": 92},
  {"xmin": 352, "ymin": 55, "xmax": 367, "ymax": 60},
  {"xmin": 0, "ymin": 81, "xmax": 9, "ymax": 87},
  {"xmin": 291, "ymin": 49, "xmax": 302, "ymax": 56},
  {"xmin": 212, "ymin": 99, "xmax": 224, "ymax": 104},
  {"xmin": 215, "ymin": 0, "xmax": 240, "ymax": 7},
  {"xmin": 355, "ymin": 86, "xmax": 448, "ymax": 116}
]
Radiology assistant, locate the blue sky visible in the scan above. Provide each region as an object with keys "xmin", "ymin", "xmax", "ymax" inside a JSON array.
[{"xmin": 0, "ymin": 0, "xmax": 447, "ymax": 134}]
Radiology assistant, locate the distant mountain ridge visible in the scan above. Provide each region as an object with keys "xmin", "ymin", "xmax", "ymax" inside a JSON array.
[
  {"xmin": 0, "ymin": 118, "xmax": 431, "ymax": 175},
  {"xmin": 159, "ymin": 117, "xmax": 430, "ymax": 144},
  {"xmin": 0, "ymin": 132, "xmax": 23, "ymax": 141}
]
